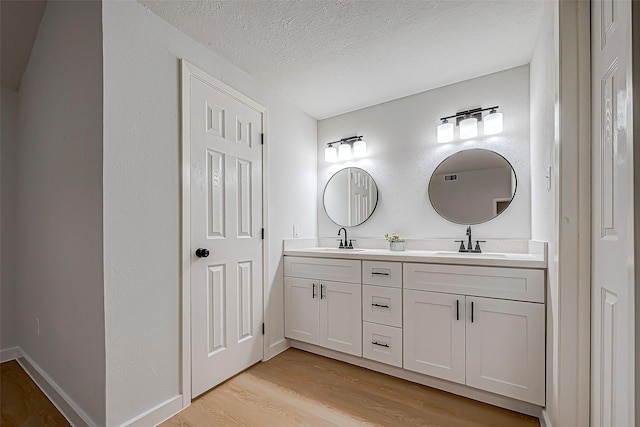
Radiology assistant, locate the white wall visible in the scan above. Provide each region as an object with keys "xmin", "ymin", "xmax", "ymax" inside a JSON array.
[
  {"xmin": 14, "ymin": 2, "xmax": 105, "ymax": 425},
  {"xmin": 317, "ymin": 65, "xmax": 531, "ymax": 241},
  {"xmin": 102, "ymin": 2, "xmax": 317, "ymax": 425},
  {"xmin": 529, "ymin": 1, "xmax": 558, "ymax": 425},
  {"xmin": 1, "ymin": 87, "xmax": 19, "ymax": 350}
]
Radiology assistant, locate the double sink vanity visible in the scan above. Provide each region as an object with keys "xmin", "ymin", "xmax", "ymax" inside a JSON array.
[
  {"xmin": 288, "ymin": 148, "xmax": 548, "ymax": 415},
  {"xmin": 283, "ymin": 242, "xmax": 547, "ymax": 411}
]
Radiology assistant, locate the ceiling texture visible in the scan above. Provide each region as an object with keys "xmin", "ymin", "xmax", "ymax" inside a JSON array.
[
  {"xmin": 140, "ymin": 0, "xmax": 544, "ymax": 119},
  {"xmin": 1, "ymin": 0, "xmax": 544, "ymax": 118}
]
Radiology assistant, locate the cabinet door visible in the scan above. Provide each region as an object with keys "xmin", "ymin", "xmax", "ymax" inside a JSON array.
[
  {"xmin": 403, "ymin": 290, "xmax": 466, "ymax": 384},
  {"xmin": 319, "ymin": 281, "xmax": 362, "ymax": 356},
  {"xmin": 284, "ymin": 277, "xmax": 319, "ymax": 345},
  {"xmin": 466, "ymin": 296, "xmax": 545, "ymax": 405}
]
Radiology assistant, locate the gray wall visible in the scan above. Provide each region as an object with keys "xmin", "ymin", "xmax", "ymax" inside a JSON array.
[
  {"xmin": 317, "ymin": 65, "xmax": 531, "ymax": 241},
  {"xmin": 102, "ymin": 1, "xmax": 317, "ymax": 424},
  {"xmin": 1, "ymin": 87, "xmax": 19, "ymax": 350},
  {"xmin": 13, "ymin": 2, "xmax": 105, "ymax": 425}
]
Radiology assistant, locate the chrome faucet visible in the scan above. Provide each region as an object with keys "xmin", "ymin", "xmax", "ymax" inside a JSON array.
[{"xmin": 337, "ymin": 227, "xmax": 354, "ymax": 249}]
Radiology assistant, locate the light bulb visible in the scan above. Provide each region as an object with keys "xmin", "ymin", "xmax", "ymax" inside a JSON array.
[
  {"xmin": 325, "ymin": 145, "xmax": 337, "ymax": 162},
  {"xmin": 484, "ymin": 110, "xmax": 503, "ymax": 135},
  {"xmin": 353, "ymin": 139, "xmax": 367, "ymax": 157},
  {"xmin": 459, "ymin": 117, "xmax": 478, "ymax": 139},
  {"xmin": 437, "ymin": 120, "xmax": 454, "ymax": 143},
  {"xmin": 338, "ymin": 143, "xmax": 352, "ymax": 160}
]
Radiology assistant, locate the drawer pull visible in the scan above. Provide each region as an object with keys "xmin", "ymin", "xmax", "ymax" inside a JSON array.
[
  {"xmin": 371, "ymin": 272, "xmax": 390, "ymax": 276},
  {"xmin": 312, "ymin": 283, "xmax": 316, "ymax": 299},
  {"xmin": 471, "ymin": 301, "xmax": 474, "ymax": 323},
  {"xmin": 372, "ymin": 341, "xmax": 389, "ymax": 348},
  {"xmin": 320, "ymin": 284, "xmax": 325, "ymax": 300},
  {"xmin": 456, "ymin": 299, "xmax": 459, "ymax": 321},
  {"xmin": 372, "ymin": 303, "xmax": 390, "ymax": 308}
]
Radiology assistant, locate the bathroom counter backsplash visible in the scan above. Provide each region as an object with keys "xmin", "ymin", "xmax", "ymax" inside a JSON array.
[{"xmin": 283, "ymin": 238, "xmax": 547, "ymax": 269}]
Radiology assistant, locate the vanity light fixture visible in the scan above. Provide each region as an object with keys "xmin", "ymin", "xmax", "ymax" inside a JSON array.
[
  {"xmin": 436, "ymin": 119, "xmax": 454, "ymax": 143},
  {"xmin": 437, "ymin": 106, "xmax": 503, "ymax": 143},
  {"xmin": 459, "ymin": 115, "xmax": 478, "ymax": 139},
  {"xmin": 483, "ymin": 108, "xmax": 504, "ymax": 135},
  {"xmin": 324, "ymin": 144, "xmax": 338, "ymax": 162},
  {"xmin": 325, "ymin": 135, "xmax": 367, "ymax": 162}
]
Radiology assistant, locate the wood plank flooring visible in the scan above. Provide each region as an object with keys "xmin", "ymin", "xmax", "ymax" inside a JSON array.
[
  {"xmin": 1, "ymin": 360, "xmax": 70, "ymax": 426},
  {"xmin": 163, "ymin": 348, "xmax": 540, "ymax": 427}
]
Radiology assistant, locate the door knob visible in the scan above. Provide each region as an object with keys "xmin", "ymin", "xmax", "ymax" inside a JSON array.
[{"xmin": 195, "ymin": 248, "xmax": 210, "ymax": 258}]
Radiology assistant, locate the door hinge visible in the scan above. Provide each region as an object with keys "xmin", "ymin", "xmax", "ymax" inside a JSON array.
[
  {"xmin": 261, "ymin": 133, "xmax": 264, "ymax": 145},
  {"xmin": 261, "ymin": 228, "xmax": 264, "ymax": 239},
  {"xmin": 262, "ymin": 323, "xmax": 265, "ymax": 335}
]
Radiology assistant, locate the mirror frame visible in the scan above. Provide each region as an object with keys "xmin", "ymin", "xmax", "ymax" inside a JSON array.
[
  {"xmin": 323, "ymin": 167, "xmax": 379, "ymax": 227},
  {"xmin": 428, "ymin": 149, "xmax": 517, "ymax": 225}
]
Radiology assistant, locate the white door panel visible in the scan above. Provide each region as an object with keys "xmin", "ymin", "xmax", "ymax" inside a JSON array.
[
  {"xmin": 591, "ymin": 0, "xmax": 635, "ymax": 425},
  {"xmin": 188, "ymin": 70, "xmax": 264, "ymax": 398}
]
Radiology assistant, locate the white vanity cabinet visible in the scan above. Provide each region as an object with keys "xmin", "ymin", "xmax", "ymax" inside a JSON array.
[
  {"xmin": 403, "ymin": 263, "xmax": 546, "ymax": 406},
  {"xmin": 403, "ymin": 289, "xmax": 466, "ymax": 384},
  {"xmin": 362, "ymin": 261, "xmax": 403, "ymax": 367},
  {"xmin": 284, "ymin": 257, "xmax": 362, "ymax": 356}
]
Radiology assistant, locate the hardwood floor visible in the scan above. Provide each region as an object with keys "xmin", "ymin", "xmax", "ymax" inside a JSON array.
[
  {"xmin": 163, "ymin": 349, "xmax": 540, "ymax": 427},
  {"xmin": 0, "ymin": 360, "xmax": 70, "ymax": 426}
]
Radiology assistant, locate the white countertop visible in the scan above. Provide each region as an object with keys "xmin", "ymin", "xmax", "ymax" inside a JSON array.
[{"xmin": 283, "ymin": 247, "xmax": 547, "ymax": 269}]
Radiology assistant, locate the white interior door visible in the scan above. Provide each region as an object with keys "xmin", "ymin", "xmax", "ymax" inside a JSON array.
[
  {"xmin": 349, "ymin": 168, "xmax": 373, "ymax": 225},
  {"xmin": 187, "ymin": 65, "xmax": 264, "ymax": 398},
  {"xmin": 591, "ymin": 0, "xmax": 635, "ymax": 425}
]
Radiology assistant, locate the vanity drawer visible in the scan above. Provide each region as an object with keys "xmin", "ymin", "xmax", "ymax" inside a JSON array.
[
  {"xmin": 403, "ymin": 263, "xmax": 544, "ymax": 303},
  {"xmin": 362, "ymin": 285, "xmax": 402, "ymax": 327},
  {"xmin": 284, "ymin": 256, "xmax": 361, "ymax": 283},
  {"xmin": 363, "ymin": 322, "xmax": 402, "ymax": 368},
  {"xmin": 363, "ymin": 261, "xmax": 402, "ymax": 288}
]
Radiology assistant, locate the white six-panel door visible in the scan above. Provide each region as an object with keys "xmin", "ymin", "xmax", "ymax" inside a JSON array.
[
  {"xmin": 185, "ymin": 63, "xmax": 264, "ymax": 398},
  {"xmin": 591, "ymin": 1, "xmax": 635, "ymax": 425}
]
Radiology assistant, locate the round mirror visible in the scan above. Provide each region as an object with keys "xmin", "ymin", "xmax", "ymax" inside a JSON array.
[
  {"xmin": 323, "ymin": 167, "xmax": 379, "ymax": 227},
  {"xmin": 428, "ymin": 149, "xmax": 517, "ymax": 225}
]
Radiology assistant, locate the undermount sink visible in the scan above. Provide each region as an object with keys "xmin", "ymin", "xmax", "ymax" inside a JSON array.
[{"xmin": 432, "ymin": 251, "xmax": 508, "ymax": 258}]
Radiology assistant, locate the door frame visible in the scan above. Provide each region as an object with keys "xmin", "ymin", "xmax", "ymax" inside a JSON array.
[
  {"xmin": 547, "ymin": 1, "xmax": 591, "ymax": 426},
  {"xmin": 180, "ymin": 59, "xmax": 268, "ymax": 407}
]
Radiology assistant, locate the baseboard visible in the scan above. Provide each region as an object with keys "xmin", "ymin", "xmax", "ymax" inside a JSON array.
[
  {"xmin": 291, "ymin": 341, "xmax": 543, "ymax": 418},
  {"xmin": 540, "ymin": 408, "xmax": 553, "ymax": 427},
  {"xmin": 264, "ymin": 338, "xmax": 290, "ymax": 361},
  {"xmin": 0, "ymin": 346, "xmax": 20, "ymax": 362},
  {"xmin": 17, "ymin": 348, "xmax": 97, "ymax": 427},
  {"xmin": 121, "ymin": 394, "xmax": 184, "ymax": 427}
]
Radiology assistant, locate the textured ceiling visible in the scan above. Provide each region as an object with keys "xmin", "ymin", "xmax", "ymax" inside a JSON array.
[
  {"xmin": 151, "ymin": 1, "xmax": 543, "ymax": 119},
  {"xmin": 1, "ymin": 0, "xmax": 47, "ymax": 91}
]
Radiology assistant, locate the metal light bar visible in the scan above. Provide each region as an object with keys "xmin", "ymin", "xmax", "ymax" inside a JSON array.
[{"xmin": 439, "ymin": 106, "xmax": 499, "ymax": 124}]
